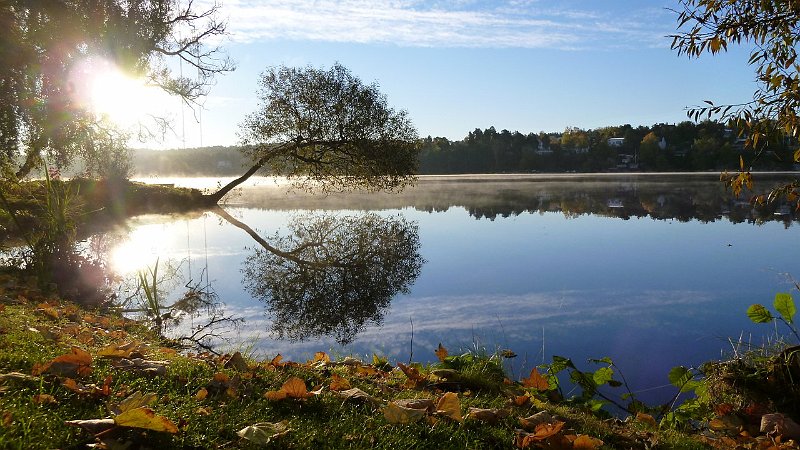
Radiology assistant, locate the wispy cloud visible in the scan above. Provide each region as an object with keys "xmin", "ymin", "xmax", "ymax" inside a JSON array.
[{"xmin": 213, "ymin": 0, "xmax": 671, "ymax": 50}]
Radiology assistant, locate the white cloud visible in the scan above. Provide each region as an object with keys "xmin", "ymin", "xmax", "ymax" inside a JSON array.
[{"xmin": 212, "ymin": 0, "xmax": 670, "ymax": 49}]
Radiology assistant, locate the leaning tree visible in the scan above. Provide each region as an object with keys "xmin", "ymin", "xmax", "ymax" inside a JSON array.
[
  {"xmin": 204, "ymin": 63, "xmax": 420, "ymax": 204},
  {"xmin": 0, "ymin": 0, "xmax": 233, "ymax": 179},
  {"xmin": 670, "ymin": 0, "xmax": 800, "ymax": 201}
]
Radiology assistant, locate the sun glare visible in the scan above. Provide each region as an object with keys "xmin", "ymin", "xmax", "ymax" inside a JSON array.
[
  {"xmin": 110, "ymin": 225, "xmax": 169, "ymax": 275},
  {"xmin": 70, "ymin": 57, "xmax": 169, "ymax": 128}
]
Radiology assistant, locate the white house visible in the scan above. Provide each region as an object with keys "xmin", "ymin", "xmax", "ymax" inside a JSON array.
[{"xmin": 607, "ymin": 137, "xmax": 625, "ymax": 147}]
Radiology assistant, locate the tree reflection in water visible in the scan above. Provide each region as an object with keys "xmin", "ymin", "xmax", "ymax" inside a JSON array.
[{"xmin": 213, "ymin": 208, "xmax": 423, "ymax": 345}]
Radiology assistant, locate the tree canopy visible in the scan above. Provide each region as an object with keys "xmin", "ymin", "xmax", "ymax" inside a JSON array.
[
  {"xmin": 0, "ymin": 0, "xmax": 232, "ymax": 179},
  {"xmin": 670, "ymin": 0, "xmax": 800, "ymax": 199},
  {"xmin": 206, "ymin": 63, "xmax": 419, "ymax": 203}
]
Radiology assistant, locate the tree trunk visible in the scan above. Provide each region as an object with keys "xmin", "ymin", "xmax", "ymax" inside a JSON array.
[{"xmin": 202, "ymin": 153, "xmax": 271, "ymax": 204}]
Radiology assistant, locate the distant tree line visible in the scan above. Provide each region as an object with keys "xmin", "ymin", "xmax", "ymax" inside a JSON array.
[
  {"xmin": 131, "ymin": 121, "xmax": 798, "ymax": 177},
  {"xmin": 419, "ymin": 121, "xmax": 796, "ymax": 174}
]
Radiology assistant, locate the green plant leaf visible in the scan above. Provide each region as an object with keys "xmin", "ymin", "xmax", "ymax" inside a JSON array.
[
  {"xmin": 592, "ymin": 367, "xmax": 614, "ymax": 386},
  {"xmin": 668, "ymin": 366, "xmax": 693, "ymax": 388},
  {"xmin": 774, "ymin": 293, "xmax": 796, "ymax": 324},
  {"xmin": 747, "ymin": 304, "xmax": 773, "ymax": 323}
]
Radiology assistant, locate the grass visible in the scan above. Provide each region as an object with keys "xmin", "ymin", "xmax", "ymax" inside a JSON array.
[{"xmin": 0, "ymin": 272, "xmax": 719, "ymax": 450}]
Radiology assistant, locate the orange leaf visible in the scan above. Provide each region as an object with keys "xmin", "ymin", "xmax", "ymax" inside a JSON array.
[
  {"xmin": 521, "ymin": 368, "xmax": 549, "ymax": 391},
  {"xmin": 434, "ymin": 343, "xmax": 448, "ymax": 362},
  {"xmin": 41, "ymin": 347, "xmax": 93, "ymax": 377},
  {"xmin": 195, "ymin": 388, "xmax": 208, "ymax": 400},
  {"xmin": 282, "ymin": 377, "xmax": 313, "ymax": 399},
  {"xmin": 270, "ymin": 354, "xmax": 284, "ymax": 367},
  {"xmin": 532, "ymin": 420, "xmax": 565, "ymax": 440},
  {"xmin": 312, "ymin": 352, "xmax": 331, "ymax": 364},
  {"xmin": 330, "ymin": 374, "xmax": 351, "ymax": 391},
  {"xmin": 513, "ymin": 394, "xmax": 531, "ymax": 406},
  {"xmin": 397, "ymin": 363, "xmax": 426, "ymax": 382},
  {"xmin": 114, "ymin": 407, "xmax": 178, "ymax": 433},
  {"xmin": 264, "ymin": 390, "xmax": 288, "ymax": 401},
  {"xmin": 573, "ymin": 434, "xmax": 604, "ymax": 449}
]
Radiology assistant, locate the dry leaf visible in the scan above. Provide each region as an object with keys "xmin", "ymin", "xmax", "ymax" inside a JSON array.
[
  {"xmin": 237, "ymin": 421, "xmax": 290, "ymax": 445},
  {"xmin": 383, "ymin": 401, "xmax": 427, "ymax": 424},
  {"xmin": 513, "ymin": 394, "xmax": 531, "ymax": 407},
  {"xmin": 521, "ymin": 368, "xmax": 549, "ymax": 391},
  {"xmin": 467, "ymin": 407, "xmax": 509, "ymax": 424},
  {"xmin": 195, "ymin": 388, "xmax": 208, "ymax": 400},
  {"xmin": 270, "ymin": 354, "xmax": 284, "ymax": 367},
  {"xmin": 334, "ymin": 388, "xmax": 382, "ymax": 406},
  {"xmin": 98, "ymin": 342, "xmax": 142, "ymax": 359},
  {"xmin": 330, "ymin": 373, "xmax": 351, "ymax": 391},
  {"xmin": 436, "ymin": 392, "xmax": 462, "ymax": 422},
  {"xmin": 111, "ymin": 358, "xmax": 168, "ymax": 376},
  {"xmin": 435, "ymin": 343, "xmax": 448, "ymax": 361},
  {"xmin": 32, "ymin": 393, "xmax": 57, "ymax": 404},
  {"xmin": 265, "ymin": 390, "xmax": 288, "ymax": 401},
  {"xmin": 635, "ymin": 412, "xmax": 657, "ymax": 428},
  {"xmin": 114, "ymin": 407, "xmax": 178, "ymax": 433},
  {"xmin": 312, "ymin": 352, "xmax": 331, "ymax": 364},
  {"xmin": 65, "ymin": 418, "xmax": 116, "ymax": 435},
  {"xmin": 36, "ymin": 347, "xmax": 93, "ymax": 378},
  {"xmin": 394, "ymin": 398, "xmax": 435, "ymax": 412},
  {"xmin": 519, "ymin": 411, "xmax": 556, "ymax": 432},
  {"xmin": 397, "ymin": 363, "xmax": 426, "ymax": 384},
  {"xmin": 224, "ymin": 352, "xmax": 249, "ymax": 372},
  {"xmin": 113, "ymin": 391, "xmax": 158, "ymax": 415},
  {"xmin": 572, "ymin": 434, "xmax": 604, "ymax": 449}
]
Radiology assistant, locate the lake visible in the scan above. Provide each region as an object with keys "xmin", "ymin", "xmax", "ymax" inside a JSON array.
[{"xmin": 99, "ymin": 173, "xmax": 800, "ymax": 406}]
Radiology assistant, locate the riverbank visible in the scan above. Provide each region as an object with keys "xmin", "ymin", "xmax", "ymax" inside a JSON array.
[{"xmin": 0, "ymin": 274, "xmax": 717, "ymax": 449}]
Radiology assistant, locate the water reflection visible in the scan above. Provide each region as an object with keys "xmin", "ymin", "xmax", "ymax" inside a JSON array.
[{"xmin": 213, "ymin": 208, "xmax": 424, "ymax": 345}]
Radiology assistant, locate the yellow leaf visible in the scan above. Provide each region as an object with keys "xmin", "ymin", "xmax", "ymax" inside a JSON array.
[
  {"xmin": 330, "ymin": 373, "xmax": 351, "ymax": 391},
  {"xmin": 114, "ymin": 407, "xmax": 178, "ymax": 433},
  {"xmin": 195, "ymin": 388, "xmax": 208, "ymax": 400},
  {"xmin": 573, "ymin": 434, "xmax": 604, "ymax": 449},
  {"xmin": 98, "ymin": 341, "xmax": 141, "ymax": 359},
  {"xmin": 434, "ymin": 343, "xmax": 448, "ymax": 361},
  {"xmin": 114, "ymin": 391, "xmax": 158, "ymax": 414},
  {"xmin": 436, "ymin": 392, "xmax": 462, "ymax": 423},
  {"xmin": 312, "ymin": 352, "xmax": 331, "ymax": 364},
  {"xmin": 383, "ymin": 401, "xmax": 427, "ymax": 424},
  {"xmin": 237, "ymin": 421, "xmax": 290, "ymax": 445},
  {"xmin": 521, "ymin": 368, "xmax": 549, "ymax": 391}
]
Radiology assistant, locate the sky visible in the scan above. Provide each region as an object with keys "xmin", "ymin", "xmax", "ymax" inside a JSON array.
[{"xmin": 145, "ymin": 0, "xmax": 759, "ymax": 149}]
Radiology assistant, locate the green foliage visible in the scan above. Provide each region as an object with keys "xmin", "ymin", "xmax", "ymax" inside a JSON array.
[
  {"xmin": 747, "ymin": 292, "xmax": 800, "ymax": 341},
  {"xmin": 671, "ymin": 0, "xmax": 800, "ymax": 204}
]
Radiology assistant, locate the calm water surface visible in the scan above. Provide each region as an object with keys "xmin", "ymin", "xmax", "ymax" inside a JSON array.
[{"xmin": 107, "ymin": 174, "xmax": 800, "ymax": 404}]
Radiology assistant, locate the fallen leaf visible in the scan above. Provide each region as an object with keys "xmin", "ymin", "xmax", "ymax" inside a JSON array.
[
  {"xmin": 330, "ymin": 373, "xmax": 351, "ymax": 391},
  {"xmin": 114, "ymin": 407, "xmax": 178, "ymax": 433},
  {"xmin": 435, "ymin": 343, "xmax": 448, "ymax": 361},
  {"xmin": 333, "ymin": 388, "xmax": 382, "ymax": 406},
  {"xmin": 110, "ymin": 358, "xmax": 168, "ymax": 376},
  {"xmin": 237, "ymin": 421, "xmax": 290, "ymax": 445},
  {"xmin": 531, "ymin": 421, "xmax": 565, "ymax": 440},
  {"xmin": 467, "ymin": 407, "xmax": 509, "ymax": 424},
  {"xmin": 521, "ymin": 368, "xmax": 549, "ymax": 391},
  {"xmin": 36, "ymin": 303, "xmax": 59, "ymax": 320},
  {"xmin": 431, "ymin": 368, "xmax": 458, "ymax": 380},
  {"xmin": 572, "ymin": 434, "xmax": 604, "ymax": 449},
  {"xmin": 98, "ymin": 342, "xmax": 142, "ymax": 359},
  {"xmin": 436, "ymin": 392, "xmax": 462, "ymax": 422},
  {"xmin": 62, "ymin": 378, "xmax": 102, "ymax": 396},
  {"xmin": 519, "ymin": 411, "xmax": 556, "ymax": 432},
  {"xmin": 224, "ymin": 352, "xmax": 249, "ymax": 371},
  {"xmin": 383, "ymin": 401, "xmax": 427, "ymax": 424},
  {"xmin": 397, "ymin": 363, "xmax": 426, "ymax": 385},
  {"xmin": 282, "ymin": 377, "xmax": 314, "ymax": 399},
  {"xmin": 32, "ymin": 393, "xmax": 57, "ymax": 405},
  {"xmin": 36, "ymin": 346, "xmax": 92, "ymax": 378},
  {"xmin": 512, "ymin": 394, "xmax": 531, "ymax": 407},
  {"xmin": 635, "ymin": 412, "xmax": 657, "ymax": 428},
  {"xmin": 269, "ymin": 354, "xmax": 284, "ymax": 367},
  {"xmin": 65, "ymin": 418, "xmax": 116, "ymax": 435},
  {"xmin": 312, "ymin": 352, "xmax": 331, "ymax": 365},
  {"xmin": 265, "ymin": 390, "xmax": 288, "ymax": 401},
  {"xmin": 195, "ymin": 388, "xmax": 208, "ymax": 400},
  {"xmin": 111, "ymin": 391, "xmax": 158, "ymax": 415}
]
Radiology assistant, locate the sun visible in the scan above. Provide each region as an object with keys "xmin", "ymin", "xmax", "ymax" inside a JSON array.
[{"xmin": 70, "ymin": 57, "xmax": 170, "ymax": 128}]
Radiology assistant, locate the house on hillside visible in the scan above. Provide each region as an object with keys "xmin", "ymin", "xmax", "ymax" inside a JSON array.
[{"xmin": 608, "ymin": 137, "xmax": 625, "ymax": 147}]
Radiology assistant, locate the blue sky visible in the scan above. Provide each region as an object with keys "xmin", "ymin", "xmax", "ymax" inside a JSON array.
[{"xmin": 156, "ymin": 0, "xmax": 758, "ymax": 149}]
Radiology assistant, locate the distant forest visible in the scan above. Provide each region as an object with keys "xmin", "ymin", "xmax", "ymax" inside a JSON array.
[{"xmin": 132, "ymin": 121, "xmax": 797, "ymax": 176}]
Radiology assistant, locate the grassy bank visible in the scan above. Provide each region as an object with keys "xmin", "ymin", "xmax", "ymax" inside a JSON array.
[{"xmin": 0, "ymin": 274, "xmax": 719, "ymax": 449}]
